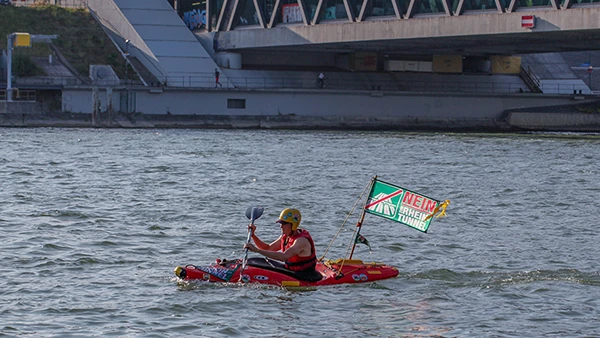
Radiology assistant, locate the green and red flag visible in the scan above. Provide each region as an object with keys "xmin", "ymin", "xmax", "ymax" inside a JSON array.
[{"xmin": 364, "ymin": 179, "xmax": 449, "ymax": 233}]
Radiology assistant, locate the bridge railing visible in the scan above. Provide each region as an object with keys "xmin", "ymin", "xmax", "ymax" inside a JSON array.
[
  {"xmin": 0, "ymin": 89, "xmax": 37, "ymax": 101},
  {"xmin": 7, "ymin": 74, "xmax": 591, "ymax": 95},
  {"xmin": 164, "ymin": 74, "xmax": 592, "ymax": 95},
  {"xmin": 14, "ymin": 76, "xmax": 84, "ymax": 86},
  {"xmin": 8, "ymin": 0, "xmax": 87, "ymax": 8}
]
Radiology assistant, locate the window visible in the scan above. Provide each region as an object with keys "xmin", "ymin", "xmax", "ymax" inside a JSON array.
[{"xmin": 228, "ymin": 99, "xmax": 246, "ymax": 109}]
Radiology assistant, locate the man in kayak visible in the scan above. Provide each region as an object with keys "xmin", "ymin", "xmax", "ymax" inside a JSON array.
[{"xmin": 244, "ymin": 208, "xmax": 322, "ymax": 282}]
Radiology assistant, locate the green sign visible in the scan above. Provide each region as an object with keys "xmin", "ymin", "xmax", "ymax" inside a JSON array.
[{"xmin": 364, "ymin": 179, "xmax": 446, "ymax": 233}]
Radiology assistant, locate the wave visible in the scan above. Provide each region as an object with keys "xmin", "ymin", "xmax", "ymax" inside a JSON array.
[{"xmin": 407, "ymin": 268, "xmax": 600, "ymax": 287}]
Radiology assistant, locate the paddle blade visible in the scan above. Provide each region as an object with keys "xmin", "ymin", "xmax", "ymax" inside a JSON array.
[{"xmin": 245, "ymin": 206, "xmax": 264, "ymax": 222}]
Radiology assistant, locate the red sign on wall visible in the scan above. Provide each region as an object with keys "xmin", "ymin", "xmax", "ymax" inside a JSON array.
[{"xmin": 521, "ymin": 15, "xmax": 535, "ymax": 29}]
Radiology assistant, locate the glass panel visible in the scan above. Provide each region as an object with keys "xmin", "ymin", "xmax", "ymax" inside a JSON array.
[
  {"xmin": 305, "ymin": 0, "xmax": 320, "ymax": 20},
  {"xmin": 350, "ymin": 0, "xmax": 362, "ymax": 17},
  {"xmin": 418, "ymin": 0, "xmax": 446, "ymax": 13},
  {"xmin": 366, "ymin": 0, "xmax": 396, "ymax": 17},
  {"xmin": 182, "ymin": 1, "xmax": 207, "ymax": 30},
  {"xmin": 322, "ymin": 0, "xmax": 349, "ymax": 20},
  {"xmin": 451, "ymin": 0, "xmax": 460, "ymax": 12},
  {"xmin": 322, "ymin": 0, "xmax": 348, "ymax": 21},
  {"xmin": 271, "ymin": 1, "xmax": 283, "ymax": 25},
  {"xmin": 282, "ymin": 0, "xmax": 304, "ymax": 23},
  {"xmin": 273, "ymin": 0, "xmax": 302, "ymax": 24},
  {"xmin": 485, "ymin": 0, "xmax": 498, "ymax": 9},
  {"xmin": 210, "ymin": 0, "xmax": 225, "ymax": 30},
  {"xmin": 396, "ymin": 0, "xmax": 409, "ymax": 14},
  {"xmin": 262, "ymin": 0, "xmax": 277, "ymax": 18},
  {"xmin": 532, "ymin": 0, "xmax": 550, "ymax": 6},
  {"xmin": 464, "ymin": 0, "xmax": 498, "ymax": 10},
  {"xmin": 238, "ymin": 0, "xmax": 259, "ymax": 25},
  {"xmin": 516, "ymin": 0, "xmax": 551, "ymax": 6}
]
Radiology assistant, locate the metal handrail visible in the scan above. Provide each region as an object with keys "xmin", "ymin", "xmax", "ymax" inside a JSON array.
[
  {"xmin": 0, "ymin": 89, "xmax": 37, "ymax": 101},
  {"xmin": 9, "ymin": 0, "xmax": 87, "ymax": 8},
  {"xmin": 6, "ymin": 74, "xmax": 593, "ymax": 94},
  {"xmin": 13, "ymin": 76, "xmax": 83, "ymax": 86},
  {"xmin": 163, "ymin": 74, "xmax": 591, "ymax": 94}
]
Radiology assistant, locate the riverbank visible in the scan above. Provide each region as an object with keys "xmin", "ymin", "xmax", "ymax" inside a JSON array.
[
  {"xmin": 0, "ymin": 111, "xmax": 500, "ymax": 131},
  {"xmin": 1, "ymin": 109, "xmax": 600, "ymax": 132},
  {"xmin": 3, "ymin": 89, "xmax": 600, "ymax": 132},
  {"xmin": 505, "ymin": 99, "xmax": 600, "ymax": 131}
]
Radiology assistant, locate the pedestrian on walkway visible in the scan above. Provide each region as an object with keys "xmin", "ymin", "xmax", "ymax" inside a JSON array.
[
  {"xmin": 317, "ymin": 72, "xmax": 325, "ymax": 88},
  {"xmin": 215, "ymin": 68, "xmax": 222, "ymax": 87}
]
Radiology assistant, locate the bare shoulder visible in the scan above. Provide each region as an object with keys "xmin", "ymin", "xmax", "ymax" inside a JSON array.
[{"xmin": 294, "ymin": 236, "xmax": 311, "ymax": 252}]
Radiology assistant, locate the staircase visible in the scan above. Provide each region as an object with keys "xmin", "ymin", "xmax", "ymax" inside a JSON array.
[
  {"xmin": 519, "ymin": 66, "xmax": 543, "ymax": 93},
  {"xmin": 128, "ymin": 57, "xmax": 162, "ymax": 87}
]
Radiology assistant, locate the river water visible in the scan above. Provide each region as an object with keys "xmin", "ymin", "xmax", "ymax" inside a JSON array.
[{"xmin": 1, "ymin": 128, "xmax": 599, "ymax": 337}]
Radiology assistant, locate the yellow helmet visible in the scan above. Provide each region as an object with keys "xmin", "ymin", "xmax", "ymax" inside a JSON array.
[{"xmin": 277, "ymin": 208, "xmax": 302, "ymax": 230}]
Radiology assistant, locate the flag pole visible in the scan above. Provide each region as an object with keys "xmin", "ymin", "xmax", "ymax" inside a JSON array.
[
  {"xmin": 348, "ymin": 212, "xmax": 366, "ymax": 260},
  {"xmin": 349, "ymin": 175, "xmax": 376, "ymax": 260}
]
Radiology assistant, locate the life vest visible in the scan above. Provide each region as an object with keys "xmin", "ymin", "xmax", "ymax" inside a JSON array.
[{"xmin": 281, "ymin": 229, "xmax": 317, "ymax": 272}]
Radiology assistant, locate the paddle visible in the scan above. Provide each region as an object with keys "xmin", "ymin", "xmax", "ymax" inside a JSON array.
[{"xmin": 240, "ymin": 206, "xmax": 264, "ymax": 281}]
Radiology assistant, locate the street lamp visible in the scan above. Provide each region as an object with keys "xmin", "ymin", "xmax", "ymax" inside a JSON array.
[
  {"xmin": 588, "ymin": 65, "xmax": 593, "ymax": 92},
  {"xmin": 124, "ymin": 39, "xmax": 130, "ymax": 86}
]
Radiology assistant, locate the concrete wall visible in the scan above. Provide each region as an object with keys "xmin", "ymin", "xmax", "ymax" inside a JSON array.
[
  {"xmin": 520, "ymin": 53, "xmax": 579, "ymax": 80},
  {"xmin": 0, "ymin": 101, "xmax": 40, "ymax": 114},
  {"xmin": 508, "ymin": 111, "xmax": 600, "ymax": 131},
  {"xmin": 540, "ymin": 79, "xmax": 590, "ymax": 95},
  {"xmin": 0, "ymin": 50, "xmax": 6, "ymax": 81},
  {"xmin": 60, "ymin": 87, "xmax": 593, "ymax": 129},
  {"xmin": 241, "ymin": 51, "xmax": 337, "ymax": 68}
]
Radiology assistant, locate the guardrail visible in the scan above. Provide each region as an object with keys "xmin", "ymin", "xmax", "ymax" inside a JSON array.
[
  {"xmin": 14, "ymin": 76, "xmax": 83, "ymax": 86},
  {"xmin": 7, "ymin": 73, "xmax": 593, "ymax": 95},
  {"xmin": 0, "ymin": 89, "xmax": 36, "ymax": 101},
  {"xmin": 8, "ymin": 0, "xmax": 87, "ymax": 8},
  {"xmin": 163, "ymin": 74, "xmax": 592, "ymax": 94}
]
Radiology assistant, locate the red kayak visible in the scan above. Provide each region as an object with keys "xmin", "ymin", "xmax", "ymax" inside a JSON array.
[
  {"xmin": 174, "ymin": 257, "xmax": 399, "ymax": 287},
  {"xmin": 174, "ymin": 178, "xmax": 448, "ymax": 287}
]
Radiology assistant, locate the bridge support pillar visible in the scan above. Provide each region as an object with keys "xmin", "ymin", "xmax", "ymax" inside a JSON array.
[{"xmin": 216, "ymin": 52, "xmax": 242, "ymax": 69}]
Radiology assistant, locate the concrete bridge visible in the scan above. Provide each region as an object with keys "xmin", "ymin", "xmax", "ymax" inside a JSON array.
[
  {"xmin": 5, "ymin": 0, "xmax": 598, "ymax": 132},
  {"xmin": 212, "ymin": 5, "xmax": 600, "ymax": 56}
]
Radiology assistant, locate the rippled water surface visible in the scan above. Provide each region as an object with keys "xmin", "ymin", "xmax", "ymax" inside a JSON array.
[{"xmin": 1, "ymin": 128, "xmax": 599, "ymax": 337}]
